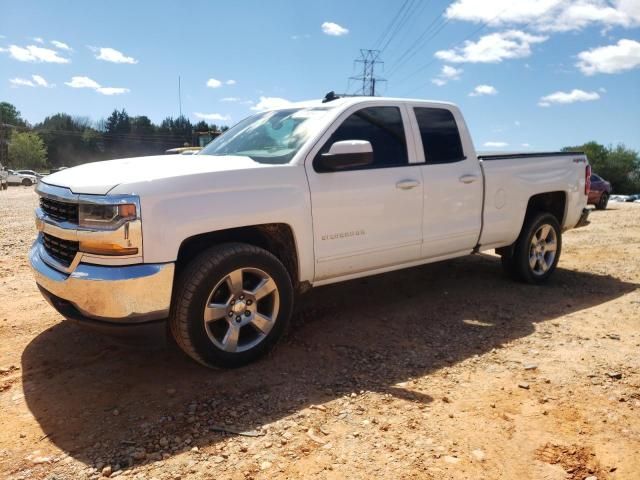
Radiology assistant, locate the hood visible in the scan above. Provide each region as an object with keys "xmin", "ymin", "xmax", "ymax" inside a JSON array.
[{"xmin": 43, "ymin": 154, "xmax": 265, "ymax": 195}]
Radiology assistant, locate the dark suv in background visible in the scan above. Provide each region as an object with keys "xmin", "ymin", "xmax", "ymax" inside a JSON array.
[{"xmin": 588, "ymin": 174, "xmax": 612, "ymax": 210}]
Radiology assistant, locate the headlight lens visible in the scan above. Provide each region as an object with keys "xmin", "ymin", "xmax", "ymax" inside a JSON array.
[{"xmin": 79, "ymin": 203, "xmax": 137, "ymax": 229}]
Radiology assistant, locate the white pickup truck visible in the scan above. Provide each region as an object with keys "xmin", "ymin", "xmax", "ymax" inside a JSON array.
[{"xmin": 30, "ymin": 96, "xmax": 591, "ymax": 368}]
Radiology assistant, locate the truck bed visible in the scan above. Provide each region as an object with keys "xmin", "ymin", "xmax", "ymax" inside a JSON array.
[{"xmin": 477, "ymin": 151, "xmax": 588, "ymax": 250}]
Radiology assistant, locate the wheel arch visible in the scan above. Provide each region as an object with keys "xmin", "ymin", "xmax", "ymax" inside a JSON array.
[
  {"xmin": 524, "ymin": 191, "xmax": 567, "ymax": 227},
  {"xmin": 175, "ymin": 223, "xmax": 300, "ymax": 289}
]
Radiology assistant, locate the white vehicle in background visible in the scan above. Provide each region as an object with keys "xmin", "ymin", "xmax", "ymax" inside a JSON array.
[
  {"xmin": 30, "ymin": 94, "xmax": 591, "ymax": 369},
  {"xmin": 7, "ymin": 169, "xmax": 37, "ymax": 186},
  {"xmin": 16, "ymin": 169, "xmax": 45, "ymax": 179}
]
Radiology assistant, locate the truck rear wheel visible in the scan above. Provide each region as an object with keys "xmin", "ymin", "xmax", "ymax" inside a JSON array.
[
  {"xmin": 502, "ymin": 212, "xmax": 562, "ymax": 284},
  {"xmin": 169, "ymin": 243, "xmax": 294, "ymax": 368}
]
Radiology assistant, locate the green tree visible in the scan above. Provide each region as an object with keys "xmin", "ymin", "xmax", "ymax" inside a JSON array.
[
  {"xmin": 194, "ymin": 120, "xmax": 209, "ymax": 132},
  {"xmin": 35, "ymin": 113, "xmax": 101, "ymax": 167},
  {"xmin": 8, "ymin": 132, "xmax": 47, "ymax": 169},
  {"xmin": 0, "ymin": 102, "xmax": 27, "ymax": 127},
  {"xmin": 563, "ymin": 141, "xmax": 640, "ymax": 194}
]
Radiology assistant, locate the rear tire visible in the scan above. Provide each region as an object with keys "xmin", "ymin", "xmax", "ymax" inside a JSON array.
[
  {"xmin": 596, "ymin": 192, "xmax": 609, "ymax": 210},
  {"xmin": 507, "ymin": 213, "xmax": 562, "ymax": 284},
  {"xmin": 169, "ymin": 243, "xmax": 294, "ymax": 368}
]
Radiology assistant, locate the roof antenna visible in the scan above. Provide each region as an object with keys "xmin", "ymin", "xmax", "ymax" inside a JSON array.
[{"xmin": 322, "ymin": 91, "xmax": 340, "ymax": 103}]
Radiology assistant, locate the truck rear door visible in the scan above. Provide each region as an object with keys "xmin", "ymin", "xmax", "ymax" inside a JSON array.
[{"xmin": 408, "ymin": 105, "xmax": 483, "ymax": 258}]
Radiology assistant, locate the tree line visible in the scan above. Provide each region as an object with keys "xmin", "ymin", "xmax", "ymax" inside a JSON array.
[
  {"xmin": 2, "ymin": 101, "xmax": 640, "ymax": 193},
  {"xmin": 0, "ymin": 101, "xmax": 228, "ymax": 170}
]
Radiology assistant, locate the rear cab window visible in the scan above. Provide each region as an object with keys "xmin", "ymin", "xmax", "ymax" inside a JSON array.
[
  {"xmin": 315, "ymin": 106, "xmax": 408, "ymax": 171},
  {"xmin": 413, "ymin": 107, "xmax": 464, "ymax": 164}
]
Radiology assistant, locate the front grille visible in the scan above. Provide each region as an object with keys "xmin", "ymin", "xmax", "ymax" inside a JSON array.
[
  {"xmin": 40, "ymin": 197, "xmax": 78, "ymax": 224},
  {"xmin": 42, "ymin": 233, "xmax": 79, "ymax": 267}
]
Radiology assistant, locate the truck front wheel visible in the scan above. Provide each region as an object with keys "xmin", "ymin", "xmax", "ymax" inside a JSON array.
[
  {"xmin": 169, "ymin": 243, "xmax": 294, "ymax": 368},
  {"xmin": 501, "ymin": 212, "xmax": 562, "ymax": 284}
]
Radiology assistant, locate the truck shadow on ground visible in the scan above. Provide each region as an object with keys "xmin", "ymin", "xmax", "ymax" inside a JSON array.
[{"xmin": 20, "ymin": 254, "xmax": 639, "ymax": 469}]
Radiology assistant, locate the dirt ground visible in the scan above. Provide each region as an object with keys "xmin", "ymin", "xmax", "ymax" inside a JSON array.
[{"xmin": 0, "ymin": 186, "xmax": 639, "ymax": 480}]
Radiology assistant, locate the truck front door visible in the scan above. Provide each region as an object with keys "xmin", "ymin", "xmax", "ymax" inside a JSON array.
[{"xmin": 306, "ymin": 104, "xmax": 423, "ymax": 281}]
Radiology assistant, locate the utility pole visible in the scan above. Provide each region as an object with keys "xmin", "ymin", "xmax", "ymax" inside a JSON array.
[
  {"xmin": 0, "ymin": 124, "xmax": 10, "ymax": 167},
  {"xmin": 178, "ymin": 76, "xmax": 183, "ymax": 118},
  {"xmin": 349, "ymin": 49, "xmax": 386, "ymax": 96}
]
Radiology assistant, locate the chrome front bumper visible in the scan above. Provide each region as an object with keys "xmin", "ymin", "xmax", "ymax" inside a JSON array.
[{"xmin": 30, "ymin": 239, "xmax": 174, "ymax": 323}]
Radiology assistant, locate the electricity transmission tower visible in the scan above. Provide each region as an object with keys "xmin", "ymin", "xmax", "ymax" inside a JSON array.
[{"xmin": 349, "ymin": 49, "xmax": 386, "ymax": 96}]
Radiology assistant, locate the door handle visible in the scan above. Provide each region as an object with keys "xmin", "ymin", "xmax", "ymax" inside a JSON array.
[
  {"xmin": 459, "ymin": 174, "xmax": 479, "ymax": 184},
  {"xmin": 396, "ymin": 179, "xmax": 420, "ymax": 190}
]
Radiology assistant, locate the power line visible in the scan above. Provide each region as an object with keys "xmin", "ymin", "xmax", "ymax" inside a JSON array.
[
  {"xmin": 380, "ymin": 0, "xmax": 421, "ymax": 53},
  {"xmin": 385, "ymin": 3, "xmax": 451, "ymax": 78},
  {"xmin": 373, "ymin": 0, "xmax": 411, "ymax": 51},
  {"xmin": 349, "ymin": 49, "xmax": 386, "ymax": 96},
  {"xmin": 396, "ymin": 8, "xmax": 512, "ymax": 96}
]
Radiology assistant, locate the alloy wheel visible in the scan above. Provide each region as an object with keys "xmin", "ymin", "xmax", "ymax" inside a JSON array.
[
  {"xmin": 203, "ymin": 267, "xmax": 280, "ymax": 353},
  {"xmin": 528, "ymin": 224, "xmax": 557, "ymax": 276}
]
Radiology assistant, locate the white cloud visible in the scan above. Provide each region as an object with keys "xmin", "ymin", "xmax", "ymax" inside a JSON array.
[
  {"xmin": 65, "ymin": 76, "xmax": 101, "ymax": 89},
  {"xmin": 445, "ymin": 0, "xmax": 640, "ymax": 32},
  {"xmin": 538, "ymin": 89, "xmax": 600, "ymax": 107},
  {"xmin": 220, "ymin": 97, "xmax": 240, "ymax": 102},
  {"xmin": 10, "ymin": 74, "xmax": 52, "ymax": 88},
  {"xmin": 321, "ymin": 21, "xmax": 349, "ymax": 36},
  {"xmin": 32, "ymin": 37, "xmax": 44, "ymax": 44},
  {"xmin": 435, "ymin": 30, "xmax": 547, "ymax": 63},
  {"xmin": 95, "ymin": 47, "xmax": 138, "ymax": 64},
  {"xmin": 226, "ymin": 79, "xmax": 236, "ymax": 85},
  {"xmin": 484, "ymin": 141, "xmax": 509, "ymax": 148},
  {"xmin": 10, "ymin": 77, "xmax": 35, "ymax": 87},
  {"xmin": 469, "ymin": 84, "xmax": 498, "ymax": 96},
  {"xmin": 431, "ymin": 65, "xmax": 463, "ymax": 86},
  {"xmin": 194, "ymin": 112, "xmax": 231, "ymax": 121},
  {"xmin": 64, "ymin": 76, "xmax": 129, "ymax": 95},
  {"xmin": 32, "ymin": 74, "xmax": 50, "ymax": 87},
  {"xmin": 206, "ymin": 78, "xmax": 222, "ymax": 88},
  {"xmin": 576, "ymin": 39, "xmax": 640, "ymax": 75},
  {"xmin": 51, "ymin": 40, "xmax": 72, "ymax": 51},
  {"xmin": 250, "ymin": 96, "xmax": 293, "ymax": 111},
  {"xmin": 2, "ymin": 44, "xmax": 70, "ymax": 63},
  {"xmin": 521, "ymin": 143, "xmax": 531, "ymax": 148},
  {"xmin": 96, "ymin": 87, "xmax": 130, "ymax": 95}
]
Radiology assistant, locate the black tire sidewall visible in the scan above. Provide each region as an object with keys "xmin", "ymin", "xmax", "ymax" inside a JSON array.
[
  {"xmin": 514, "ymin": 213, "xmax": 562, "ymax": 284},
  {"xmin": 597, "ymin": 193, "xmax": 608, "ymax": 210},
  {"xmin": 22, "ymin": 179, "xmax": 32, "ymax": 186},
  {"xmin": 175, "ymin": 245, "xmax": 293, "ymax": 368}
]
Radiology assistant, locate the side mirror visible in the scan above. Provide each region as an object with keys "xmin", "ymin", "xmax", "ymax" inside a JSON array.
[{"xmin": 316, "ymin": 140, "xmax": 373, "ymax": 172}]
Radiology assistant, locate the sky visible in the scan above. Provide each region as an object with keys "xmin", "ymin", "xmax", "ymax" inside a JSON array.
[{"xmin": 1, "ymin": 0, "xmax": 639, "ymax": 151}]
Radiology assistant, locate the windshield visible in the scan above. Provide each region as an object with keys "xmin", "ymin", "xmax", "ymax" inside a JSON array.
[{"xmin": 199, "ymin": 107, "xmax": 331, "ymax": 164}]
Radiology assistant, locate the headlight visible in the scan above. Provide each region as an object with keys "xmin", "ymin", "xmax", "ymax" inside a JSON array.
[{"xmin": 79, "ymin": 203, "xmax": 137, "ymax": 230}]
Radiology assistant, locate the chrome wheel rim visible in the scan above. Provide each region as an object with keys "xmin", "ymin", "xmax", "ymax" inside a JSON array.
[
  {"xmin": 203, "ymin": 267, "xmax": 279, "ymax": 353},
  {"xmin": 529, "ymin": 224, "xmax": 557, "ymax": 276}
]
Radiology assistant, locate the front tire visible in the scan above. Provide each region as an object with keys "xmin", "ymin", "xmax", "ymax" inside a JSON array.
[
  {"xmin": 506, "ymin": 213, "xmax": 562, "ymax": 284},
  {"xmin": 596, "ymin": 192, "xmax": 609, "ymax": 210},
  {"xmin": 22, "ymin": 178, "xmax": 33, "ymax": 186},
  {"xmin": 169, "ymin": 243, "xmax": 294, "ymax": 368}
]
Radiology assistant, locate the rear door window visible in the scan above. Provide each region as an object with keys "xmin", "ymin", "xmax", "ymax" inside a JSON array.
[{"xmin": 414, "ymin": 107, "xmax": 464, "ymax": 164}]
